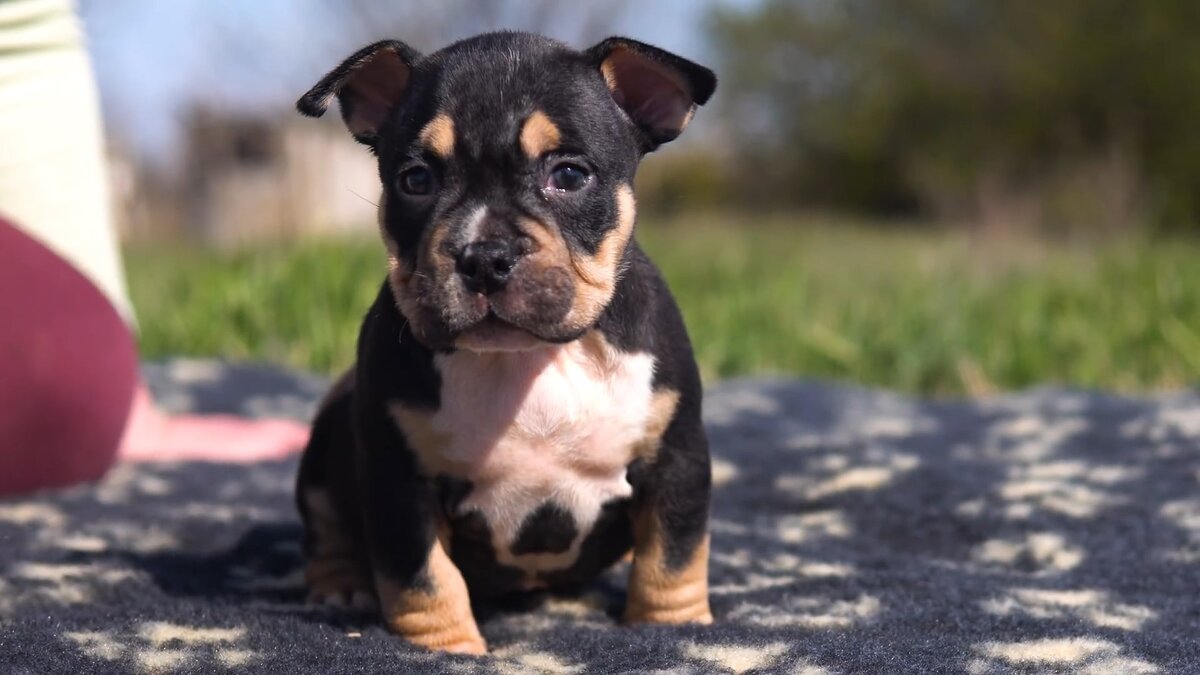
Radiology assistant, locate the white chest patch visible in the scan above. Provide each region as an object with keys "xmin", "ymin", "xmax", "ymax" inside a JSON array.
[{"xmin": 388, "ymin": 334, "xmax": 660, "ymax": 575}]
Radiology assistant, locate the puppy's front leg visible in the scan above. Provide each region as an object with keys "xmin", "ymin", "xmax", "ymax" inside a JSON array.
[
  {"xmin": 625, "ymin": 411, "xmax": 714, "ymax": 625},
  {"xmin": 373, "ymin": 536, "xmax": 484, "ymax": 655},
  {"xmin": 356, "ymin": 395, "xmax": 485, "ymax": 654}
]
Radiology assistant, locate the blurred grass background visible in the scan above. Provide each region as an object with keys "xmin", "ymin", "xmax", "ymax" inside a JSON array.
[
  {"xmin": 93, "ymin": 1, "xmax": 1200, "ymax": 396},
  {"xmin": 126, "ymin": 215, "xmax": 1200, "ymax": 395}
]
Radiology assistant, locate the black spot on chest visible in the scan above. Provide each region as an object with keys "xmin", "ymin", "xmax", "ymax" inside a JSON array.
[
  {"xmin": 433, "ymin": 476, "xmax": 635, "ymax": 597},
  {"xmin": 446, "ymin": 510, "xmax": 525, "ymax": 597},
  {"xmin": 538, "ymin": 499, "xmax": 633, "ymax": 588},
  {"xmin": 511, "ymin": 502, "xmax": 578, "ymax": 555}
]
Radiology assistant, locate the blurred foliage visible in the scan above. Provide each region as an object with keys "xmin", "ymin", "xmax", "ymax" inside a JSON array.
[
  {"xmin": 708, "ymin": 0, "xmax": 1200, "ymax": 232},
  {"xmin": 636, "ymin": 150, "xmax": 732, "ymax": 216},
  {"xmin": 127, "ymin": 216, "xmax": 1200, "ymax": 394}
]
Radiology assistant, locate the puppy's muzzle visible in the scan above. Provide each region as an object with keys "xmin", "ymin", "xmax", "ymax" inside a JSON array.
[{"xmin": 455, "ymin": 239, "xmax": 522, "ymax": 295}]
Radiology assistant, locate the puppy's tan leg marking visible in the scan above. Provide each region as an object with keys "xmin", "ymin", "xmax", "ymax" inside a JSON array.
[
  {"xmin": 375, "ymin": 536, "xmax": 486, "ymax": 655},
  {"xmin": 302, "ymin": 488, "xmax": 376, "ymax": 610},
  {"xmin": 624, "ymin": 509, "xmax": 713, "ymax": 625}
]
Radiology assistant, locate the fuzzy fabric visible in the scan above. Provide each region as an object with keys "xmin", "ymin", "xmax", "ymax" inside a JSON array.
[{"xmin": 2, "ymin": 361, "xmax": 1199, "ymax": 674}]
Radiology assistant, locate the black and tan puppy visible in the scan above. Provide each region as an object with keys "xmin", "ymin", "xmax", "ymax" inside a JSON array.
[{"xmin": 294, "ymin": 32, "xmax": 716, "ymax": 654}]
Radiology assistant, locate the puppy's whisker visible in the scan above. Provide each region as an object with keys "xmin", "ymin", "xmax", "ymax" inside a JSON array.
[
  {"xmin": 398, "ymin": 317, "xmax": 409, "ymax": 345},
  {"xmin": 347, "ymin": 188, "xmax": 379, "ymax": 208}
]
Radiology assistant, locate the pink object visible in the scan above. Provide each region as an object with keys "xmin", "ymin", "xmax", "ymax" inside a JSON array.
[
  {"xmin": 0, "ymin": 216, "xmax": 137, "ymax": 496},
  {"xmin": 117, "ymin": 384, "xmax": 310, "ymax": 464}
]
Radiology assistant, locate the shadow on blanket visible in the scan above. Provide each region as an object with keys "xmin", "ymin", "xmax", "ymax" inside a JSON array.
[{"xmin": 1, "ymin": 363, "xmax": 1198, "ymax": 673}]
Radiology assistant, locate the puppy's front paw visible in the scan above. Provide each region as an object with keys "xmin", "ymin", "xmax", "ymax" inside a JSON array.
[
  {"xmin": 305, "ymin": 559, "xmax": 377, "ymax": 611},
  {"xmin": 376, "ymin": 540, "xmax": 486, "ymax": 655},
  {"xmin": 308, "ymin": 586, "xmax": 379, "ymax": 612},
  {"xmin": 401, "ymin": 625, "xmax": 487, "ymax": 656},
  {"xmin": 624, "ymin": 575, "xmax": 713, "ymax": 626},
  {"xmin": 624, "ymin": 532, "xmax": 713, "ymax": 626},
  {"xmin": 379, "ymin": 590, "xmax": 487, "ymax": 655}
]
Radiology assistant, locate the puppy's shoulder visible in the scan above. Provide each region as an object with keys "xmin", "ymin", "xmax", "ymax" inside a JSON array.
[
  {"xmin": 597, "ymin": 244, "xmax": 700, "ymax": 393},
  {"xmin": 356, "ymin": 280, "xmax": 441, "ymax": 407}
]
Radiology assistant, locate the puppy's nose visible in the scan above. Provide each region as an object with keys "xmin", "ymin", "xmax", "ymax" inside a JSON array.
[{"xmin": 456, "ymin": 239, "xmax": 519, "ymax": 294}]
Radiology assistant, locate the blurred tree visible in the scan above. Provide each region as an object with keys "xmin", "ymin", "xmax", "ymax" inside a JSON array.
[
  {"xmin": 710, "ymin": 0, "xmax": 1200, "ymax": 232},
  {"xmin": 325, "ymin": 0, "xmax": 628, "ymax": 57},
  {"xmin": 637, "ymin": 150, "xmax": 732, "ymax": 216}
]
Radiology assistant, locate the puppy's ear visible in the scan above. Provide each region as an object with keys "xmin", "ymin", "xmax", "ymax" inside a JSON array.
[
  {"xmin": 297, "ymin": 40, "xmax": 421, "ymax": 146},
  {"xmin": 587, "ymin": 37, "xmax": 716, "ymax": 151}
]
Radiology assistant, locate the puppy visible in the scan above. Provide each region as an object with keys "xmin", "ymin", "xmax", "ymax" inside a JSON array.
[{"xmin": 295, "ymin": 32, "xmax": 716, "ymax": 654}]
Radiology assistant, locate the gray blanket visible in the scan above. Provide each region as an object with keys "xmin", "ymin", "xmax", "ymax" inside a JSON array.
[{"xmin": 1, "ymin": 361, "xmax": 1198, "ymax": 674}]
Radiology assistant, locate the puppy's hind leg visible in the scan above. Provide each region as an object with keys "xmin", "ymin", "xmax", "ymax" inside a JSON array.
[
  {"xmin": 301, "ymin": 488, "xmax": 376, "ymax": 611},
  {"xmin": 296, "ymin": 371, "xmax": 377, "ymax": 611}
]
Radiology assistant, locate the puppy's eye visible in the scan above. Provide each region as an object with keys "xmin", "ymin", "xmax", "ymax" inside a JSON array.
[
  {"xmin": 398, "ymin": 166, "xmax": 435, "ymax": 196},
  {"xmin": 546, "ymin": 162, "xmax": 591, "ymax": 192}
]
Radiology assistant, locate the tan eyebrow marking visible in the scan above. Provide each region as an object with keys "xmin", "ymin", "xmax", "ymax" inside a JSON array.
[
  {"xmin": 520, "ymin": 110, "xmax": 562, "ymax": 158},
  {"xmin": 418, "ymin": 114, "xmax": 456, "ymax": 158}
]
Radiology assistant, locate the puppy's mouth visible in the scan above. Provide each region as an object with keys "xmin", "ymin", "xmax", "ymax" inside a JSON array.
[
  {"xmin": 453, "ymin": 310, "xmax": 546, "ymax": 353},
  {"xmin": 403, "ymin": 260, "xmax": 588, "ymax": 351}
]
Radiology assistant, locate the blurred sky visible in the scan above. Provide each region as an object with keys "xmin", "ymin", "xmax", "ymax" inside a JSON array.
[{"xmin": 78, "ymin": 0, "xmax": 750, "ymax": 164}]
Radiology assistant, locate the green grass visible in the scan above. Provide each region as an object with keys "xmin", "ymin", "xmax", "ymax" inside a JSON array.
[{"xmin": 125, "ymin": 213, "xmax": 1200, "ymax": 395}]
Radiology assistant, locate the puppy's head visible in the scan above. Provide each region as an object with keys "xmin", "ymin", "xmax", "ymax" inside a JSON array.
[{"xmin": 299, "ymin": 32, "xmax": 715, "ymax": 351}]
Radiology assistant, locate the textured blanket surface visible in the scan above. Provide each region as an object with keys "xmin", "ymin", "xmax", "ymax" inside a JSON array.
[{"xmin": 2, "ymin": 361, "xmax": 1199, "ymax": 674}]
